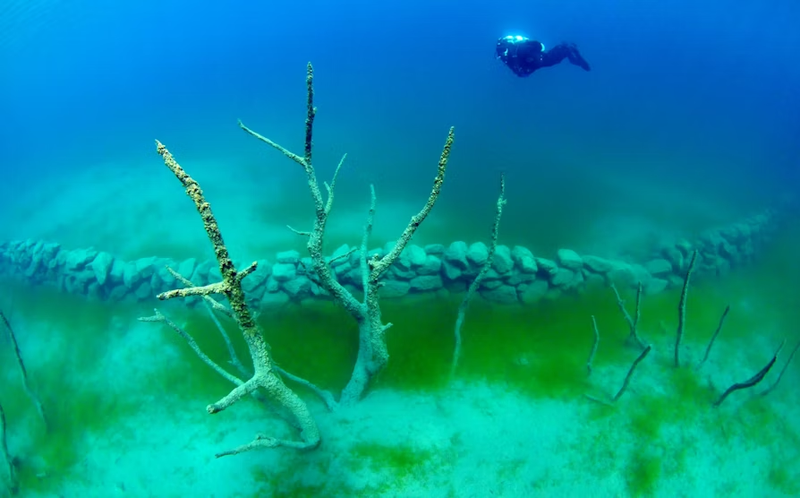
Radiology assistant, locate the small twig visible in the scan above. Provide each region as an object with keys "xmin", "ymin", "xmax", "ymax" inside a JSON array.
[
  {"xmin": 697, "ymin": 304, "xmax": 730, "ymax": 369},
  {"xmin": 287, "ymin": 225, "xmax": 312, "ymax": 237},
  {"xmin": 451, "ymin": 173, "xmax": 506, "ymax": 378},
  {"xmin": 610, "ymin": 282, "xmax": 645, "ymax": 349},
  {"xmin": 587, "ymin": 315, "xmax": 600, "ymax": 376},
  {"xmin": 0, "ymin": 401, "xmax": 18, "ymax": 495},
  {"xmin": 761, "ymin": 339, "xmax": 800, "ymax": 397},
  {"xmin": 0, "ymin": 310, "xmax": 47, "ymax": 431},
  {"xmin": 613, "ymin": 344, "xmax": 652, "ymax": 401},
  {"xmin": 139, "ymin": 309, "xmax": 244, "ymax": 386},
  {"xmin": 714, "ymin": 340, "xmax": 784, "ymax": 407},
  {"xmin": 675, "ymin": 250, "xmax": 698, "ymax": 367},
  {"xmin": 165, "ymin": 266, "xmax": 233, "ymax": 317},
  {"xmin": 272, "ymin": 365, "xmax": 337, "ymax": 411}
]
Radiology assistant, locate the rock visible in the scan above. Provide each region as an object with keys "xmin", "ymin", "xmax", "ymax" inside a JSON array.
[
  {"xmin": 65, "ymin": 247, "xmax": 98, "ymax": 272},
  {"xmin": 644, "ymin": 259, "xmax": 672, "ymax": 277},
  {"xmin": 551, "ymin": 268, "xmax": 574, "ymax": 287},
  {"xmin": 607, "ymin": 262, "xmax": 638, "ymax": 287},
  {"xmin": 155, "ymin": 264, "xmax": 177, "ymax": 291},
  {"xmin": 135, "ymin": 256, "xmax": 158, "ymax": 281},
  {"xmin": 389, "ymin": 265, "xmax": 416, "ymax": 280},
  {"xmin": 133, "ymin": 280, "xmax": 153, "ymax": 301},
  {"xmin": 381, "ymin": 280, "xmax": 410, "ymax": 298},
  {"xmin": 520, "ymin": 280, "xmax": 549, "ymax": 304},
  {"xmin": 583, "ymin": 255, "xmax": 613, "ymax": 273},
  {"xmin": 506, "ymin": 271, "xmax": 536, "ymax": 286},
  {"xmin": 480, "ymin": 278, "xmax": 504, "ymax": 290},
  {"xmin": 190, "ymin": 260, "xmax": 214, "ymax": 286},
  {"xmin": 242, "ymin": 260, "xmax": 271, "ymax": 293},
  {"xmin": 424, "ymin": 243, "xmax": 445, "ymax": 255},
  {"xmin": 90, "ymin": 252, "xmax": 114, "ymax": 286},
  {"xmin": 417, "ymin": 255, "xmax": 442, "ymax": 276},
  {"xmin": 442, "ymin": 260, "xmax": 462, "ymax": 281},
  {"xmin": 492, "ymin": 245, "xmax": 514, "ymax": 274},
  {"xmin": 481, "ymin": 285, "xmax": 519, "ymax": 304},
  {"xmin": 444, "ymin": 241, "xmax": 469, "ymax": 270},
  {"xmin": 272, "ymin": 262, "xmax": 297, "ymax": 282},
  {"xmin": 276, "ymin": 250, "xmax": 301, "ymax": 264},
  {"xmin": 177, "ymin": 258, "xmax": 197, "ymax": 279},
  {"xmin": 107, "ymin": 284, "xmax": 129, "ymax": 302},
  {"xmin": 644, "ymin": 278, "xmax": 668, "ymax": 295},
  {"xmin": 405, "ymin": 245, "xmax": 428, "ymax": 267},
  {"xmin": 556, "ymin": 249, "xmax": 583, "ymax": 270},
  {"xmin": 535, "ymin": 258, "xmax": 559, "ymax": 278},
  {"xmin": 108, "ymin": 258, "xmax": 126, "ymax": 284},
  {"xmin": 511, "ymin": 246, "xmax": 537, "ymax": 273},
  {"xmin": 410, "ymin": 275, "xmax": 443, "ymax": 292},
  {"xmin": 467, "ymin": 242, "xmax": 489, "ymax": 266},
  {"xmin": 283, "ymin": 276, "xmax": 312, "ymax": 298}
]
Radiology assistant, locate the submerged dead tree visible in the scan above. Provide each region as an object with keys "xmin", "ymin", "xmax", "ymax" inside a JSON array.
[
  {"xmin": 144, "ymin": 142, "xmax": 320, "ymax": 457},
  {"xmin": 238, "ymin": 62, "xmax": 454, "ymax": 406},
  {"xmin": 141, "ymin": 63, "xmax": 457, "ymax": 457}
]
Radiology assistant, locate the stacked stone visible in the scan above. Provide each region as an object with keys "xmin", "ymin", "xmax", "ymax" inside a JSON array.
[{"xmin": 0, "ymin": 208, "xmax": 780, "ymax": 308}]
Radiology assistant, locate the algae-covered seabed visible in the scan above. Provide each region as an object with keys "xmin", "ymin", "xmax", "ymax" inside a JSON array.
[{"xmin": 1, "ymin": 225, "xmax": 799, "ymax": 498}]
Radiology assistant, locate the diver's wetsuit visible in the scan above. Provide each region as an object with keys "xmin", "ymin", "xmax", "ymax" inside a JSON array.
[{"xmin": 495, "ymin": 36, "xmax": 591, "ymax": 77}]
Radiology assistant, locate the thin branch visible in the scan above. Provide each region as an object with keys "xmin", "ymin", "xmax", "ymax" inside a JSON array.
[
  {"xmin": 165, "ymin": 266, "xmax": 233, "ymax": 317},
  {"xmin": 273, "ymin": 365, "xmax": 337, "ymax": 411},
  {"xmin": 587, "ymin": 315, "xmax": 600, "ymax": 376},
  {"xmin": 154, "ymin": 140, "xmax": 320, "ymax": 452},
  {"xmin": 360, "ymin": 185, "xmax": 377, "ymax": 298},
  {"xmin": 675, "ymin": 250, "xmax": 698, "ymax": 367},
  {"xmin": 761, "ymin": 339, "xmax": 800, "ymax": 397},
  {"xmin": 0, "ymin": 310, "xmax": 47, "ymax": 430},
  {"xmin": 287, "ymin": 225, "xmax": 312, "ymax": 237},
  {"xmin": 324, "ymin": 153, "xmax": 347, "ymax": 215},
  {"xmin": 610, "ymin": 282, "xmax": 645, "ymax": 349},
  {"xmin": 139, "ymin": 309, "xmax": 243, "ymax": 386},
  {"xmin": 159, "ymin": 281, "xmax": 227, "ymax": 300},
  {"xmin": 613, "ymin": 344, "xmax": 652, "ymax": 401},
  {"xmin": 714, "ymin": 340, "xmax": 784, "ymax": 407},
  {"xmin": 216, "ymin": 432, "xmax": 317, "ymax": 458},
  {"xmin": 328, "ymin": 247, "xmax": 357, "ymax": 267},
  {"xmin": 697, "ymin": 304, "xmax": 730, "ymax": 369},
  {"xmin": 369, "ymin": 126, "xmax": 454, "ymax": 281},
  {"xmin": 451, "ymin": 173, "xmax": 506, "ymax": 377},
  {"xmin": 0, "ymin": 402, "xmax": 18, "ymax": 495}
]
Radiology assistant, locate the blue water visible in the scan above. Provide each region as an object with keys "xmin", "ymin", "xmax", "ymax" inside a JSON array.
[
  {"xmin": 2, "ymin": 0, "xmax": 798, "ymax": 256},
  {"xmin": 2, "ymin": 1, "xmax": 800, "ymax": 497}
]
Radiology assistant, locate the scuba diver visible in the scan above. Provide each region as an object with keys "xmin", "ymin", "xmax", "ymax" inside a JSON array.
[{"xmin": 495, "ymin": 35, "xmax": 591, "ymax": 77}]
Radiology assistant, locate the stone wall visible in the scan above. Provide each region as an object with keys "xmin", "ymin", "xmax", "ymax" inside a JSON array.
[{"xmin": 0, "ymin": 209, "xmax": 780, "ymax": 308}]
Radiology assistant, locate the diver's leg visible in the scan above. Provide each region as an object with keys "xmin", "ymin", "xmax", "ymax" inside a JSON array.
[
  {"xmin": 566, "ymin": 44, "xmax": 591, "ymax": 71},
  {"xmin": 542, "ymin": 43, "xmax": 591, "ymax": 71}
]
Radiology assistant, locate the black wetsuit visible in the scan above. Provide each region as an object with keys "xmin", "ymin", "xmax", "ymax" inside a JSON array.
[{"xmin": 496, "ymin": 37, "xmax": 591, "ymax": 77}]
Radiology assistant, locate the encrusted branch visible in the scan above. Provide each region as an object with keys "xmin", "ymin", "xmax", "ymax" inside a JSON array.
[
  {"xmin": 152, "ymin": 141, "xmax": 320, "ymax": 455},
  {"xmin": 0, "ymin": 401, "xmax": 18, "ymax": 495},
  {"xmin": 610, "ymin": 282, "xmax": 645, "ymax": 348},
  {"xmin": 714, "ymin": 340, "xmax": 783, "ymax": 407},
  {"xmin": 675, "ymin": 250, "xmax": 698, "ymax": 367},
  {"xmin": 240, "ymin": 62, "xmax": 455, "ymax": 406},
  {"xmin": 697, "ymin": 304, "xmax": 730, "ymax": 369},
  {"xmin": 1, "ymin": 310, "xmax": 47, "ymax": 430},
  {"xmin": 139, "ymin": 309, "xmax": 243, "ymax": 386},
  {"xmin": 587, "ymin": 315, "xmax": 600, "ymax": 376},
  {"xmin": 613, "ymin": 344, "xmax": 651, "ymax": 401},
  {"xmin": 451, "ymin": 173, "xmax": 506, "ymax": 377},
  {"xmin": 761, "ymin": 339, "xmax": 800, "ymax": 397}
]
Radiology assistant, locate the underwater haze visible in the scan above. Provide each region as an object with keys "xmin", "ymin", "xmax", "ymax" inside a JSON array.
[
  {"xmin": 1, "ymin": 0, "xmax": 799, "ymax": 259},
  {"xmin": 1, "ymin": 0, "xmax": 800, "ymax": 497}
]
